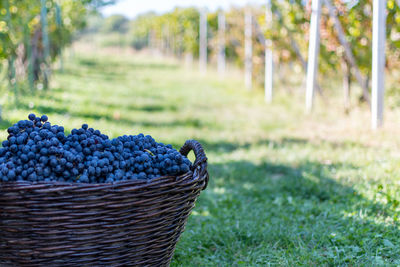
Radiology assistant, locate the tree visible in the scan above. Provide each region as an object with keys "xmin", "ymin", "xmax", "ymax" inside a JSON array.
[
  {"xmin": 0, "ymin": 0, "xmax": 112, "ymax": 97},
  {"xmin": 103, "ymin": 14, "xmax": 129, "ymax": 33}
]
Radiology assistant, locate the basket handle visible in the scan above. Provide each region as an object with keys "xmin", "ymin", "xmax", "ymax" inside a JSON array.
[{"xmin": 179, "ymin": 140, "xmax": 209, "ymax": 190}]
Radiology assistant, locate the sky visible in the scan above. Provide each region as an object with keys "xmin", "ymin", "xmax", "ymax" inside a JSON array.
[{"xmin": 100, "ymin": 0, "xmax": 265, "ymax": 19}]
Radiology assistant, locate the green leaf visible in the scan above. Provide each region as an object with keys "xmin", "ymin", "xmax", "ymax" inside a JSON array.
[{"xmin": 383, "ymin": 239, "xmax": 394, "ymax": 248}]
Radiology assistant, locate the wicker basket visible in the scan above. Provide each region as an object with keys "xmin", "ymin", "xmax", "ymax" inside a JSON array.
[{"xmin": 0, "ymin": 140, "xmax": 208, "ymax": 267}]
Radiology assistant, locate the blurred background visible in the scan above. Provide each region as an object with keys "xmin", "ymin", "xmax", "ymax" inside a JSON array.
[{"xmin": 1, "ymin": 0, "xmax": 400, "ymax": 265}]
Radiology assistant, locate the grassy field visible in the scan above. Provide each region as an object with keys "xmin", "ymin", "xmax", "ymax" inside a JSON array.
[{"xmin": 1, "ymin": 45, "xmax": 400, "ymax": 266}]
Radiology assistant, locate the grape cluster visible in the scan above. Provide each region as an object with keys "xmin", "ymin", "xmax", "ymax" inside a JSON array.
[{"xmin": 0, "ymin": 114, "xmax": 192, "ymax": 183}]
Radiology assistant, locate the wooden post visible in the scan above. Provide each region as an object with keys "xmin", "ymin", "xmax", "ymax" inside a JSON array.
[
  {"xmin": 162, "ymin": 24, "xmax": 170, "ymax": 55},
  {"xmin": 147, "ymin": 30, "xmax": 152, "ymax": 48},
  {"xmin": 167, "ymin": 25, "xmax": 172, "ymax": 55},
  {"xmin": 341, "ymin": 60, "xmax": 351, "ymax": 113},
  {"xmin": 265, "ymin": 0, "xmax": 273, "ymax": 102},
  {"xmin": 199, "ymin": 8, "xmax": 207, "ymax": 73},
  {"xmin": 217, "ymin": 10, "xmax": 226, "ymax": 77},
  {"xmin": 5, "ymin": 0, "xmax": 17, "ymax": 105},
  {"xmin": 371, "ymin": 0, "xmax": 386, "ymax": 129},
  {"xmin": 306, "ymin": 0, "xmax": 322, "ymax": 112},
  {"xmin": 55, "ymin": 1, "xmax": 63, "ymax": 72},
  {"xmin": 340, "ymin": 58, "xmax": 351, "ymax": 114},
  {"xmin": 41, "ymin": 0, "xmax": 50, "ymax": 62},
  {"xmin": 148, "ymin": 29, "xmax": 155, "ymax": 50},
  {"xmin": 24, "ymin": 23, "xmax": 34, "ymax": 92},
  {"xmin": 170, "ymin": 29, "xmax": 175, "ymax": 55},
  {"xmin": 161, "ymin": 25, "xmax": 166, "ymax": 54},
  {"xmin": 41, "ymin": 0, "xmax": 50, "ymax": 89},
  {"xmin": 244, "ymin": 8, "xmax": 252, "ymax": 90}
]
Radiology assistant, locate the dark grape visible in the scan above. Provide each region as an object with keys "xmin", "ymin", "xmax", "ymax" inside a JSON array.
[
  {"xmin": 0, "ymin": 114, "xmax": 192, "ymax": 183},
  {"xmin": 40, "ymin": 115, "xmax": 48, "ymax": 122},
  {"xmin": 28, "ymin": 113, "xmax": 36, "ymax": 121}
]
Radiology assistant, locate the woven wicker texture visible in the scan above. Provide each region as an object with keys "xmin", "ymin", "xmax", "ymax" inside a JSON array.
[{"xmin": 0, "ymin": 140, "xmax": 208, "ymax": 267}]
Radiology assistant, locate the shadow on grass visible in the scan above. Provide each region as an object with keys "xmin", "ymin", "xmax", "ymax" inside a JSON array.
[
  {"xmin": 80, "ymin": 101, "xmax": 179, "ymax": 113},
  {"xmin": 12, "ymin": 103, "xmax": 205, "ymax": 129},
  {"xmin": 59, "ymin": 66, "xmax": 127, "ymax": 81},
  {"xmin": 9, "ymin": 106, "xmax": 205, "ymax": 130},
  {"xmin": 196, "ymin": 136, "xmax": 369, "ymax": 154},
  {"xmin": 15, "ymin": 102, "xmax": 70, "ymax": 116},
  {"xmin": 73, "ymin": 110, "xmax": 206, "ymax": 128},
  {"xmin": 11, "ymin": 94, "xmax": 182, "ymax": 128},
  {"xmin": 77, "ymin": 58, "xmax": 179, "ymax": 71},
  {"xmin": 61, "ymin": 59, "xmax": 179, "ymax": 82},
  {"xmin": 173, "ymin": 152, "xmax": 400, "ymax": 265},
  {"xmin": 32, "ymin": 85, "xmax": 176, "ymax": 115}
]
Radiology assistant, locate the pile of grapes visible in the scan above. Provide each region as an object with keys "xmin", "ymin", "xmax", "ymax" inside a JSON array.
[{"xmin": 0, "ymin": 114, "xmax": 192, "ymax": 183}]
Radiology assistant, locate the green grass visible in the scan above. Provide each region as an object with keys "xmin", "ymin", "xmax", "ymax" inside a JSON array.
[{"xmin": 1, "ymin": 47, "xmax": 400, "ymax": 266}]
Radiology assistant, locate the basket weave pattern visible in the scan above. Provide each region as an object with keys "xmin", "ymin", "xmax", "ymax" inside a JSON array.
[{"xmin": 0, "ymin": 140, "xmax": 208, "ymax": 267}]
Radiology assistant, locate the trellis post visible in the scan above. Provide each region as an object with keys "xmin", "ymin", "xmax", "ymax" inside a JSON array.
[
  {"xmin": 5, "ymin": 0, "xmax": 17, "ymax": 104},
  {"xmin": 41, "ymin": 0, "xmax": 50, "ymax": 89},
  {"xmin": 55, "ymin": 1, "xmax": 63, "ymax": 72},
  {"xmin": 305, "ymin": 0, "xmax": 322, "ymax": 112},
  {"xmin": 199, "ymin": 8, "xmax": 207, "ymax": 73},
  {"xmin": 371, "ymin": 0, "xmax": 386, "ymax": 129},
  {"xmin": 218, "ymin": 10, "xmax": 226, "ymax": 77},
  {"xmin": 265, "ymin": 0, "xmax": 273, "ymax": 102},
  {"xmin": 244, "ymin": 7, "xmax": 252, "ymax": 90}
]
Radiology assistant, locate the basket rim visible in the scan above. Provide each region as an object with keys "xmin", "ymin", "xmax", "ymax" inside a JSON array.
[
  {"xmin": 0, "ymin": 170, "xmax": 204, "ymax": 192},
  {"xmin": 0, "ymin": 139, "xmax": 209, "ymax": 192}
]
